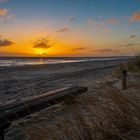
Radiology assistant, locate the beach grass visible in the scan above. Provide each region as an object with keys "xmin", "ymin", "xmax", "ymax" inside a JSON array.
[
  {"xmin": 18, "ymin": 83, "xmax": 140, "ymax": 140},
  {"xmin": 4, "ymin": 57, "xmax": 140, "ymax": 140},
  {"xmin": 114, "ymin": 55, "xmax": 140, "ymax": 77}
]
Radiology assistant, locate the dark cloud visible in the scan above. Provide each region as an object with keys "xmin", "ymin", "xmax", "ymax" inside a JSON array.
[
  {"xmin": 57, "ymin": 27, "xmax": 70, "ymax": 33},
  {"xmin": 0, "ymin": 38, "xmax": 14, "ymax": 47},
  {"xmin": 33, "ymin": 37, "xmax": 52, "ymax": 49},
  {"xmin": 125, "ymin": 43, "xmax": 135, "ymax": 47},
  {"xmin": 129, "ymin": 35, "xmax": 136, "ymax": 39}
]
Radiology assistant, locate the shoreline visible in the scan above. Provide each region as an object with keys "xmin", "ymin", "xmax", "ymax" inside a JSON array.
[
  {"xmin": 0, "ymin": 59, "xmax": 127, "ymax": 104},
  {"xmin": 0, "ymin": 58, "xmax": 129, "ymax": 70},
  {"xmin": 0, "ymin": 57, "xmax": 131, "ymax": 69}
]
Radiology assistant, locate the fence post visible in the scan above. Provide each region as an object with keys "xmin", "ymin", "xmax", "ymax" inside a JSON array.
[
  {"xmin": 0, "ymin": 129, "xmax": 4, "ymax": 140},
  {"xmin": 122, "ymin": 69, "xmax": 127, "ymax": 89}
]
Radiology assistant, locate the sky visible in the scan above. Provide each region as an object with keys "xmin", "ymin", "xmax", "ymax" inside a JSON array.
[{"xmin": 0, "ymin": 0, "xmax": 140, "ymax": 57}]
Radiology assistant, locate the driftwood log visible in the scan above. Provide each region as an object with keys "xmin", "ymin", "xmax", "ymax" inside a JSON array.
[{"xmin": 0, "ymin": 86, "xmax": 88, "ymax": 140}]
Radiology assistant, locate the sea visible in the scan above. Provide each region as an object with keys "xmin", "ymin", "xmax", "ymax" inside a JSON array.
[{"xmin": 0, "ymin": 57, "xmax": 131, "ymax": 67}]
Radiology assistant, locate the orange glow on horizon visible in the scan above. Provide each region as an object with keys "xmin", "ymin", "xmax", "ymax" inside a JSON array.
[{"xmin": 0, "ymin": 27, "xmax": 139, "ymax": 57}]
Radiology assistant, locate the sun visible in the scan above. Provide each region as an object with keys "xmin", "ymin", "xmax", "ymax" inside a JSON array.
[
  {"xmin": 39, "ymin": 50, "xmax": 43, "ymax": 55},
  {"xmin": 34, "ymin": 48, "xmax": 50, "ymax": 56}
]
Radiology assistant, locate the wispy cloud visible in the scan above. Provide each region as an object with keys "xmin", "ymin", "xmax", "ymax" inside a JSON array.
[
  {"xmin": 87, "ymin": 18, "xmax": 108, "ymax": 32},
  {"xmin": 103, "ymin": 28, "xmax": 111, "ymax": 33},
  {"xmin": 0, "ymin": 37, "xmax": 14, "ymax": 47},
  {"xmin": 94, "ymin": 49, "xmax": 118, "ymax": 53},
  {"xmin": 33, "ymin": 37, "xmax": 52, "ymax": 49},
  {"xmin": 87, "ymin": 18, "xmax": 101, "ymax": 27},
  {"xmin": 72, "ymin": 47, "xmax": 86, "ymax": 51},
  {"xmin": 0, "ymin": 8, "xmax": 9, "ymax": 17},
  {"xmin": 86, "ymin": 17, "xmax": 119, "ymax": 33},
  {"xmin": 57, "ymin": 27, "xmax": 70, "ymax": 33},
  {"xmin": 106, "ymin": 18, "xmax": 119, "ymax": 25},
  {"xmin": 87, "ymin": 17, "xmax": 119, "ymax": 26},
  {"xmin": 0, "ymin": 8, "xmax": 15, "ymax": 23},
  {"xmin": 130, "ymin": 10, "xmax": 140, "ymax": 21},
  {"xmin": 117, "ymin": 43, "xmax": 136, "ymax": 47},
  {"xmin": 69, "ymin": 16, "xmax": 76, "ymax": 21},
  {"xmin": 125, "ymin": 43, "xmax": 135, "ymax": 47}
]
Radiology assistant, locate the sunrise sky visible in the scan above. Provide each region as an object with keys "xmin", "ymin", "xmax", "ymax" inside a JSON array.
[{"xmin": 0, "ymin": 0, "xmax": 140, "ymax": 57}]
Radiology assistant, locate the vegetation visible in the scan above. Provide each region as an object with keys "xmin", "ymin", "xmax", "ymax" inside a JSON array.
[
  {"xmin": 8, "ymin": 56, "xmax": 140, "ymax": 140},
  {"xmin": 127, "ymin": 55, "xmax": 140, "ymax": 73},
  {"xmin": 18, "ymin": 84, "xmax": 140, "ymax": 140},
  {"xmin": 114, "ymin": 55, "xmax": 140, "ymax": 77}
]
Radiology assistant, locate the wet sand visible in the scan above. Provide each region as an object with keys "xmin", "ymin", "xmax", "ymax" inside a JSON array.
[{"xmin": 0, "ymin": 59, "xmax": 125, "ymax": 104}]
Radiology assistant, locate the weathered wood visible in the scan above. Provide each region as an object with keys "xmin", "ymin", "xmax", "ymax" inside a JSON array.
[
  {"xmin": 0, "ymin": 131, "xmax": 4, "ymax": 140},
  {"xmin": 122, "ymin": 70, "xmax": 127, "ymax": 89},
  {"xmin": 0, "ymin": 86, "xmax": 88, "ymax": 139},
  {"xmin": 0, "ymin": 124, "xmax": 9, "ymax": 140}
]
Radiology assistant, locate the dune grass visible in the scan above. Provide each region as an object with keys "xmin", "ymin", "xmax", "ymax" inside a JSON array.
[
  {"xmin": 126, "ymin": 55, "xmax": 140, "ymax": 73},
  {"xmin": 11, "ymin": 57, "xmax": 140, "ymax": 140},
  {"xmin": 18, "ymin": 83, "xmax": 140, "ymax": 140},
  {"xmin": 114, "ymin": 55, "xmax": 140, "ymax": 77}
]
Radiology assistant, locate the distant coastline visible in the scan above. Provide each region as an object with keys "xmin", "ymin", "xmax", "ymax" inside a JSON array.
[
  {"xmin": 0, "ymin": 55, "xmax": 133, "ymax": 59},
  {"xmin": 0, "ymin": 56, "xmax": 132, "ymax": 67}
]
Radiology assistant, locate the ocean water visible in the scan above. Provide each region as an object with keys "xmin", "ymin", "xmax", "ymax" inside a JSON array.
[{"xmin": 0, "ymin": 57, "xmax": 130, "ymax": 67}]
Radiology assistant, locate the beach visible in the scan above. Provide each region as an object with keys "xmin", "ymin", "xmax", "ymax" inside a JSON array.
[
  {"xmin": 1, "ymin": 58, "xmax": 139, "ymax": 140},
  {"xmin": 0, "ymin": 59, "xmax": 126, "ymax": 104}
]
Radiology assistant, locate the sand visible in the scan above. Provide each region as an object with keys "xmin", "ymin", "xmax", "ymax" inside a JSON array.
[
  {"xmin": 0, "ymin": 59, "xmax": 125, "ymax": 104},
  {"xmin": 1, "ymin": 59, "xmax": 137, "ymax": 140}
]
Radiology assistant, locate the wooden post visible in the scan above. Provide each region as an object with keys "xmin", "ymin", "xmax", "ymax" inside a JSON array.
[
  {"xmin": 0, "ymin": 128, "xmax": 4, "ymax": 140},
  {"xmin": 0, "ymin": 123, "xmax": 10, "ymax": 140},
  {"xmin": 122, "ymin": 69, "xmax": 127, "ymax": 89}
]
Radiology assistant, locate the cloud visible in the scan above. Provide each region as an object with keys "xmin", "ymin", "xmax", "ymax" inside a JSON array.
[
  {"xmin": 0, "ymin": 37, "xmax": 14, "ymax": 47},
  {"xmin": 87, "ymin": 17, "xmax": 119, "ymax": 27},
  {"xmin": 0, "ymin": 52, "xmax": 30, "ymax": 57},
  {"xmin": 33, "ymin": 37, "xmax": 52, "ymax": 49},
  {"xmin": 87, "ymin": 18, "xmax": 119, "ymax": 32},
  {"xmin": 125, "ymin": 43, "xmax": 135, "ymax": 47},
  {"xmin": 94, "ymin": 49, "xmax": 118, "ymax": 53},
  {"xmin": 117, "ymin": 42, "xmax": 136, "ymax": 48},
  {"xmin": 57, "ymin": 27, "xmax": 70, "ymax": 33},
  {"xmin": 87, "ymin": 19, "xmax": 106, "ymax": 31},
  {"xmin": 0, "ymin": 8, "xmax": 9, "ymax": 17},
  {"xmin": 0, "ymin": 15, "xmax": 15, "ymax": 23},
  {"xmin": 130, "ymin": 10, "xmax": 140, "ymax": 21},
  {"xmin": 87, "ymin": 19, "xmax": 99, "ymax": 26},
  {"xmin": 69, "ymin": 16, "xmax": 76, "ymax": 21},
  {"xmin": 72, "ymin": 47, "xmax": 86, "ymax": 51},
  {"xmin": 129, "ymin": 34, "xmax": 136, "ymax": 39},
  {"xmin": 0, "ymin": 8, "xmax": 15, "ymax": 23},
  {"xmin": 103, "ymin": 28, "xmax": 111, "ymax": 33},
  {"xmin": 106, "ymin": 18, "xmax": 119, "ymax": 25}
]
